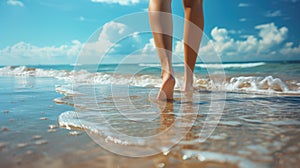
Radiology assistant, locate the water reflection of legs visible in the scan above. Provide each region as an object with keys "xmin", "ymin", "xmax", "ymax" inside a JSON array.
[
  {"xmin": 156, "ymin": 91, "xmax": 198, "ymax": 143},
  {"xmin": 158, "ymin": 101, "xmax": 175, "ymax": 131},
  {"xmin": 153, "ymin": 92, "xmax": 198, "ymax": 166},
  {"xmin": 181, "ymin": 91, "xmax": 197, "ymax": 143}
]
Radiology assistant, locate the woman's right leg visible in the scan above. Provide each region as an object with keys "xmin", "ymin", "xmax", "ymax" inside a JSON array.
[
  {"xmin": 149, "ymin": 0, "xmax": 175, "ymax": 101},
  {"xmin": 182, "ymin": 0, "xmax": 204, "ymax": 92}
]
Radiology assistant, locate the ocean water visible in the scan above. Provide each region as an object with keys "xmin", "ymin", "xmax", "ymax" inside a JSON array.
[
  {"xmin": 0, "ymin": 61, "xmax": 300, "ymax": 167},
  {"xmin": 1, "ymin": 61, "xmax": 300, "ymax": 93}
]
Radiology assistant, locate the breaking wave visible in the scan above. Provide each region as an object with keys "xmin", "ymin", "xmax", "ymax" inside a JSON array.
[
  {"xmin": 139, "ymin": 62, "xmax": 266, "ymax": 69},
  {"xmin": 0, "ymin": 65, "xmax": 299, "ymax": 95}
]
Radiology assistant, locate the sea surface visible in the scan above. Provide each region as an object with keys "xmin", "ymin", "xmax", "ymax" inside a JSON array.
[{"xmin": 0, "ymin": 61, "xmax": 300, "ymax": 167}]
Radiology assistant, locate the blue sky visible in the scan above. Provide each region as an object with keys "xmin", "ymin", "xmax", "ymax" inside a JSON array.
[{"xmin": 0, "ymin": 0, "xmax": 300, "ymax": 65}]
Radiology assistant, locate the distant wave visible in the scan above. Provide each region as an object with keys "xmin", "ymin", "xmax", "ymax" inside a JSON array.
[
  {"xmin": 196, "ymin": 62, "xmax": 266, "ymax": 69},
  {"xmin": 70, "ymin": 63, "xmax": 82, "ymax": 66},
  {"xmin": 138, "ymin": 63, "xmax": 187, "ymax": 67},
  {"xmin": 0, "ymin": 65, "xmax": 299, "ymax": 95},
  {"xmin": 140, "ymin": 62, "xmax": 266, "ymax": 69},
  {"xmin": 139, "ymin": 63, "xmax": 161, "ymax": 67}
]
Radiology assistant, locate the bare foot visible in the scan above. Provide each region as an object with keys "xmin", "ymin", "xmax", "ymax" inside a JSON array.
[{"xmin": 157, "ymin": 72, "xmax": 175, "ymax": 101}]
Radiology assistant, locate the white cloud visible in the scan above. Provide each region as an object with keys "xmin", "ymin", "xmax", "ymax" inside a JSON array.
[
  {"xmin": 132, "ymin": 32, "xmax": 139, "ymax": 39},
  {"xmin": 280, "ymin": 42, "xmax": 300, "ymax": 55},
  {"xmin": 141, "ymin": 38, "xmax": 156, "ymax": 54},
  {"xmin": 91, "ymin": 0, "xmax": 140, "ymax": 6},
  {"xmin": 77, "ymin": 21, "xmax": 132, "ymax": 64},
  {"xmin": 255, "ymin": 23, "xmax": 288, "ymax": 52},
  {"xmin": 0, "ymin": 40, "xmax": 82, "ymax": 65},
  {"xmin": 171, "ymin": 22, "xmax": 294, "ymax": 62},
  {"xmin": 238, "ymin": 3, "xmax": 250, "ymax": 7},
  {"xmin": 265, "ymin": 10, "xmax": 282, "ymax": 17},
  {"xmin": 211, "ymin": 27, "xmax": 231, "ymax": 42},
  {"xmin": 0, "ymin": 21, "xmax": 143, "ymax": 65},
  {"xmin": 6, "ymin": 0, "xmax": 24, "ymax": 7},
  {"xmin": 239, "ymin": 18, "xmax": 247, "ymax": 22},
  {"xmin": 174, "ymin": 40, "xmax": 184, "ymax": 56},
  {"xmin": 209, "ymin": 27, "xmax": 242, "ymax": 56},
  {"xmin": 210, "ymin": 23, "xmax": 287, "ymax": 56},
  {"xmin": 1, "ymin": 21, "xmax": 298, "ymax": 65},
  {"xmin": 117, "ymin": 38, "xmax": 160, "ymax": 63},
  {"xmin": 99, "ymin": 21, "xmax": 127, "ymax": 41},
  {"xmin": 89, "ymin": 22, "xmax": 297, "ymax": 62}
]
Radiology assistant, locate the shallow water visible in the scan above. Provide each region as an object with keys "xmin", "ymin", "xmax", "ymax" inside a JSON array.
[
  {"xmin": 1, "ymin": 62, "xmax": 300, "ymax": 167},
  {"xmin": 56, "ymin": 83, "xmax": 300, "ymax": 167},
  {"xmin": 1, "ymin": 64, "xmax": 300, "ymax": 95}
]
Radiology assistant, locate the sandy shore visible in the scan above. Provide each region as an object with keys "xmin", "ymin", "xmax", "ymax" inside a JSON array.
[{"xmin": 1, "ymin": 76, "xmax": 300, "ymax": 168}]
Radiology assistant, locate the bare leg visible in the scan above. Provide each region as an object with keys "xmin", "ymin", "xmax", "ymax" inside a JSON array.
[
  {"xmin": 183, "ymin": 0, "xmax": 204, "ymax": 91},
  {"xmin": 149, "ymin": 0, "xmax": 175, "ymax": 101}
]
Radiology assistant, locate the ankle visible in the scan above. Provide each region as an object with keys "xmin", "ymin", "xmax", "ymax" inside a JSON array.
[
  {"xmin": 161, "ymin": 70, "xmax": 174, "ymax": 79},
  {"xmin": 183, "ymin": 78, "xmax": 194, "ymax": 91},
  {"xmin": 183, "ymin": 85, "xmax": 193, "ymax": 91}
]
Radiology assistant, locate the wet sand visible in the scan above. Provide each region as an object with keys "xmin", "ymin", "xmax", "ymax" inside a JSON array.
[{"xmin": 1, "ymin": 76, "xmax": 300, "ymax": 168}]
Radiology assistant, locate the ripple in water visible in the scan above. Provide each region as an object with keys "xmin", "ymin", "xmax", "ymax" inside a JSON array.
[{"xmin": 57, "ymin": 84, "xmax": 300, "ymax": 166}]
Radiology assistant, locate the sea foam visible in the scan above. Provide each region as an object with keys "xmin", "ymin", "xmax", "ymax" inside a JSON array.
[
  {"xmin": 140, "ymin": 62, "xmax": 266, "ymax": 69},
  {"xmin": 0, "ymin": 66, "xmax": 299, "ymax": 95}
]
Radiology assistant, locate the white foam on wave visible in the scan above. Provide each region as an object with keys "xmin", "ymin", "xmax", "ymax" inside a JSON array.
[
  {"xmin": 139, "ymin": 63, "xmax": 186, "ymax": 67},
  {"xmin": 93, "ymin": 73, "xmax": 162, "ymax": 87},
  {"xmin": 138, "ymin": 63, "xmax": 161, "ymax": 67},
  {"xmin": 58, "ymin": 111, "xmax": 141, "ymax": 145},
  {"xmin": 224, "ymin": 76, "xmax": 290, "ymax": 93},
  {"xmin": 195, "ymin": 75, "xmax": 300, "ymax": 94},
  {"xmin": 0, "ymin": 66, "xmax": 162, "ymax": 88},
  {"xmin": 1, "ymin": 66, "xmax": 299, "ymax": 95},
  {"xmin": 55, "ymin": 84, "xmax": 83, "ymax": 96},
  {"xmin": 181, "ymin": 150, "xmax": 269, "ymax": 168},
  {"xmin": 0, "ymin": 66, "xmax": 70, "ymax": 79},
  {"xmin": 196, "ymin": 62, "xmax": 266, "ymax": 69},
  {"xmin": 139, "ymin": 62, "xmax": 266, "ymax": 69}
]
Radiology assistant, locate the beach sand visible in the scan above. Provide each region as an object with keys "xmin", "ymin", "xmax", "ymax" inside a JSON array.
[{"xmin": 1, "ymin": 74, "xmax": 300, "ymax": 168}]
